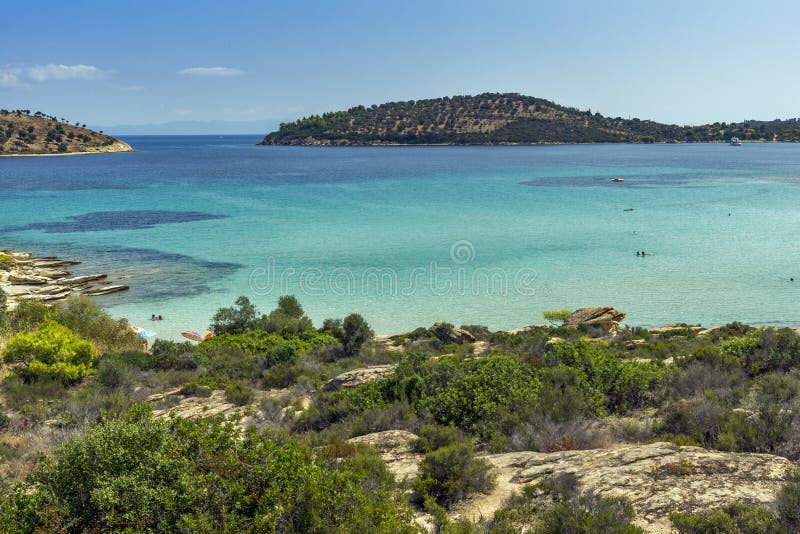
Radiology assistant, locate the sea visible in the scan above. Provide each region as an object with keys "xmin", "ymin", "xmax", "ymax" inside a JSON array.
[{"xmin": 3, "ymin": 136, "xmax": 800, "ymax": 339}]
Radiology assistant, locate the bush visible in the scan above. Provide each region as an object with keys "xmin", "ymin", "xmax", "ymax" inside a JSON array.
[
  {"xmin": 0, "ymin": 406, "xmax": 419, "ymax": 533},
  {"xmin": 322, "ymin": 314, "xmax": 374, "ymax": 357},
  {"xmin": 209, "ymin": 295, "xmax": 258, "ymax": 335},
  {"xmin": 459, "ymin": 324, "xmax": 492, "ymax": 341},
  {"xmin": 411, "ymin": 424, "xmax": 464, "ymax": 453},
  {"xmin": 670, "ymin": 502, "xmax": 783, "ymax": 533},
  {"xmin": 7, "ymin": 299, "xmax": 49, "ymax": 333},
  {"xmin": 178, "ymin": 381, "xmax": 213, "ymax": 398},
  {"xmin": 261, "ymin": 359, "xmax": 302, "ymax": 388},
  {"xmin": 538, "ymin": 492, "xmax": 644, "ymax": 534},
  {"xmin": 412, "ymin": 440, "xmax": 496, "ymax": 508},
  {"xmin": 777, "ymin": 469, "xmax": 800, "ymax": 531},
  {"xmin": 543, "ymin": 310, "xmax": 570, "ymax": 326},
  {"xmin": 3, "ymin": 320, "xmax": 96, "ymax": 385},
  {"xmin": 52, "ymin": 299, "xmax": 141, "ymax": 354},
  {"xmin": 0, "ymin": 405, "xmax": 9, "ymax": 431},
  {"xmin": 224, "ymin": 382, "xmax": 254, "ymax": 406}
]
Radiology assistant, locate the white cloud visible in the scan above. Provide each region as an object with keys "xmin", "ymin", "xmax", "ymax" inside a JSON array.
[
  {"xmin": 26, "ymin": 64, "xmax": 105, "ymax": 82},
  {"xmin": 0, "ymin": 63, "xmax": 107, "ymax": 88},
  {"xmin": 177, "ymin": 66, "xmax": 243, "ymax": 77},
  {"xmin": 0, "ymin": 69, "xmax": 23, "ymax": 88}
]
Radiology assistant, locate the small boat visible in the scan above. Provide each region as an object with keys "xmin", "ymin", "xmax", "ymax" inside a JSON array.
[
  {"xmin": 611, "ymin": 177, "xmax": 624, "ymax": 183},
  {"xmin": 624, "ymin": 208, "xmax": 634, "ymax": 212},
  {"xmin": 730, "ymin": 137, "xmax": 742, "ymax": 146}
]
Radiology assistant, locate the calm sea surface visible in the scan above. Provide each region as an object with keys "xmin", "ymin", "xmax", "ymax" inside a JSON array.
[{"xmin": 3, "ymin": 136, "xmax": 800, "ymax": 338}]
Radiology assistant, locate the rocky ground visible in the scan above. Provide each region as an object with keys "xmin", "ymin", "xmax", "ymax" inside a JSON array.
[
  {"xmin": 0, "ymin": 250, "xmax": 128, "ymax": 311},
  {"xmin": 348, "ymin": 430, "xmax": 793, "ymax": 533}
]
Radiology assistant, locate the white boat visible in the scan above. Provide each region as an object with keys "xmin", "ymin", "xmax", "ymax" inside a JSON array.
[
  {"xmin": 611, "ymin": 177, "xmax": 624, "ymax": 182},
  {"xmin": 730, "ymin": 137, "xmax": 742, "ymax": 146}
]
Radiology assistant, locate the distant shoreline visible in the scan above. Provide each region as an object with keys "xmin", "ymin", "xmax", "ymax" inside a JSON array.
[{"xmin": 258, "ymin": 140, "xmax": 785, "ymax": 148}]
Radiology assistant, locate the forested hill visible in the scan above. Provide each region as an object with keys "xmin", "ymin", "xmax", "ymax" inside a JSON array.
[
  {"xmin": 0, "ymin": 109, "xmax": 132, "ymax": 155},
  {"xmin": 260, "ymin": 93, "xmax": 800, "ymax": 145}
]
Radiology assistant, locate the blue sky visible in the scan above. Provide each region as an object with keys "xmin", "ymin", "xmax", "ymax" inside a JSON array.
[{"xmin": 2, "ymin": 0, "xmax": 799, "ymax": 132}]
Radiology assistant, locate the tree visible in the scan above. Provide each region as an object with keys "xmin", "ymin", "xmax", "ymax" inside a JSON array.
[
  {"xmin": 3, "ymin": 320, "xmax": 96, "ymax": 384},
  {"xmin": 209, "ymin": 296, "xmax": 258, "ymax": 335},
  {"xmin": 341, "ymin": 313, "xmax": 374, "ymax": 356}
]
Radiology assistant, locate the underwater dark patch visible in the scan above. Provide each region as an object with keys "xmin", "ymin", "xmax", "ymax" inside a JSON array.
[{"xmin": 4, "ymin": 210, "xmax": 229, "ymax": 233}]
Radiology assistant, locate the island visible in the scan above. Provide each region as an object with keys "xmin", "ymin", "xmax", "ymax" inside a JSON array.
[
  {"xmin": 0, "ymin": 109, "xmax": 133, "ymax": 155},
  {"xmin": 259, "ymin": 92, "xmax": 800, "ymax": 146}
]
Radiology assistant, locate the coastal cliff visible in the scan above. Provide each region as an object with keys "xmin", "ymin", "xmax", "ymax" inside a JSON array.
[
  {"xmin": 259, "ymin": 92, "xmax": 800, "ymax": 146},
  {"xmin": 0, "ymin": 109, "xmax": 133, "ymax": 155}
]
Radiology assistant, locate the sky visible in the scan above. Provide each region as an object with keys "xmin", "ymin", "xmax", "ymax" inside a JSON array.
[{"xmin": 2, "ymin": 0, "xmax": 800, "ymax": 133}]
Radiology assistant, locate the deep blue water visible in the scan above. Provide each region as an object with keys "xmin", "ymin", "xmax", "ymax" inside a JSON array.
[{"xmin": 3, "ymin": 136, "xmax": 800, "ymax": 338}]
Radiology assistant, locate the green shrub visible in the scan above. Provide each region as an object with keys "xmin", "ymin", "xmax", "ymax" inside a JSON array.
[
  {"xmin": 224, "ymin": 382, "xmax": 254, "ymax": 406},
  {"xmin": 209, "ymin": 295, "xmax": 258, "ymax": 335},
  {"xmin": 3, "ymin": 320, "xmax": 96, "ymax": 384},
  {"xmin": 322, "ymin": 313, "xmax": 374, "ymax": 356},
  {"xmin": 0, "ymin": 406, "xmax": 419, "ymax": 533},
  {"xmin": 411, "ymin": 424, "xmax": 464, "ymax": 453},
  {"xmin": 7, "ymin": 299, "xmax": 49, "ymax": 333},
  {"xmin": 178, "ymin": 381, "xmax": 213, "ymax": 398},
  {"xmin": 670, "ymin": 502, "xmax": 784, "ymax": 533},
  {"xmin": 777, "ymin": 469, "xmax": 800, "ymax": 531},
  {"xmin": 538, "ymin": 492, "xmax": 644, "ymax": 534},
  {"xmin": 262, "ymin": 361, "xmax": 305, "ymax": 388},
  {"xmin": 0, "ymin": 405, "xmax": 9, "ymax": 431},
  {"xmin": 412, "ymin": 440, "xmax": 496, "ymax": 508},
  {"xmin": 459, "ymin": 324, "xmax": 492, "ymax": 341},
  {"xmin": 52, "ymin": 299, "xmax": 141, "ymax": 354},
  {"xmin": 542, "ymin": 310, "xmax": 570, "ymax": 326}
]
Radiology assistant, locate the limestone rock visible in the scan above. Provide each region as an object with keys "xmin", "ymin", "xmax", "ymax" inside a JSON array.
[
  {"xmin": 359, "ymin": 433, "xmax": 793, "ymax": 533},
  {"xmin": 325, "ymin": 364, "xmax": 397, "ymax": 391},
  {"xmin": 430, "ymin": 322, "xmax": 476, "ymax": 344},
  {"xmin": 349, "ymin": 430, "xmax": 421, "ymax": 481},
  {"xmin": 474, "ymin": 443, "xmax": 791, "ymax": 533},
  {"xmin": 80, "ymin": 284, "xmax": 129, "ymax": 296},
  {"xmin": 564, "ymin": 307, "xmax": 625, "ymax": 330}
]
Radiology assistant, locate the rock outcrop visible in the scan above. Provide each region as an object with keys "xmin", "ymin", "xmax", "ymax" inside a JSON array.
[
  {"xmin": 0, "ymin": 250, "xmax": 127, "ymax": 310},
  {"xmin": 325, "ymin": 364, "xmax": 398, "ymax": 391},
  {"xmin": 564, "ymin": 306, "xmax": 625, "ymax": 331},
  {"xmin": 350, "ymin": 431, "xmax": 793, "ymax": 533},
  {"xmin": 429, "ymin": 322, "xmax": 476, "ymax": 344}
]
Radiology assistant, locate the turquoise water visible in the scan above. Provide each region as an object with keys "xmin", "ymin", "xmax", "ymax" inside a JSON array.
[{"xmin": 3, "ymin": 136, "xmax": 800, "ymax": 338}]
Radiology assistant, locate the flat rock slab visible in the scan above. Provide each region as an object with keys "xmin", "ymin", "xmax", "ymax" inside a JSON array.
[
  {"xmin": 350, "ymin": 432, "xmax": 794, "ymax": 533},
  {"xmin": 479, "ymin": 442, "xmax": 792, "ymax": 533},
  {"xmin": 325, "ymin": 364, "xmax": 398, "ymax": 390}
]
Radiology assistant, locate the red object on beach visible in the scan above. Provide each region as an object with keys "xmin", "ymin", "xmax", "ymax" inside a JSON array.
[
  {"xmin": 181, "ymin": 331, "xmax": 204, "ymax": 342},
  {"xmin": 204, "ymin": 332, "xmax": 213, "ymax": 340}
]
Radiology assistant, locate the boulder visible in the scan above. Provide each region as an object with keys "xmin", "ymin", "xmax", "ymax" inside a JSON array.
[
  {"xmin": 325, "ymin": 364, "xmax": 398, "ymax": 391},
  {"xmin": 429, "ymin": 322, "xmax": 476, "ymax": 344},
  {"xmin": 564, "ymin": 306, "xmax": 625, "ymax": 331}
]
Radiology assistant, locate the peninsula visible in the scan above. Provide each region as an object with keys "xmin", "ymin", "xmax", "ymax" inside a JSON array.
[
  {"xmin": 260, "ymin": 92, "xmax": 800, "ymax": 146},
  {"xmin": 0, "ymin": 109, "xmax": 132, "ymax": 155}
]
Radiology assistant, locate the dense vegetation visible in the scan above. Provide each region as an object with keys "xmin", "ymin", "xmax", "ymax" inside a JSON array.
[
  {"xmin": 260, "ymin": 93, "xmax": 800, "ymax": 145},
  {"xmin": 3, "ymin": 293, "xmax": 800, "ymax": 531},
  {"xmin": 0, "ymin": 109, "xmax": 130, "ymax": 154}
]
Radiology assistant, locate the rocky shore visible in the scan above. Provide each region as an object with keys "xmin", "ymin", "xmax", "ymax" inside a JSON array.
[{"xmin": 0, "ymin": 249, "xmax": 128, "ymax": 310}]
